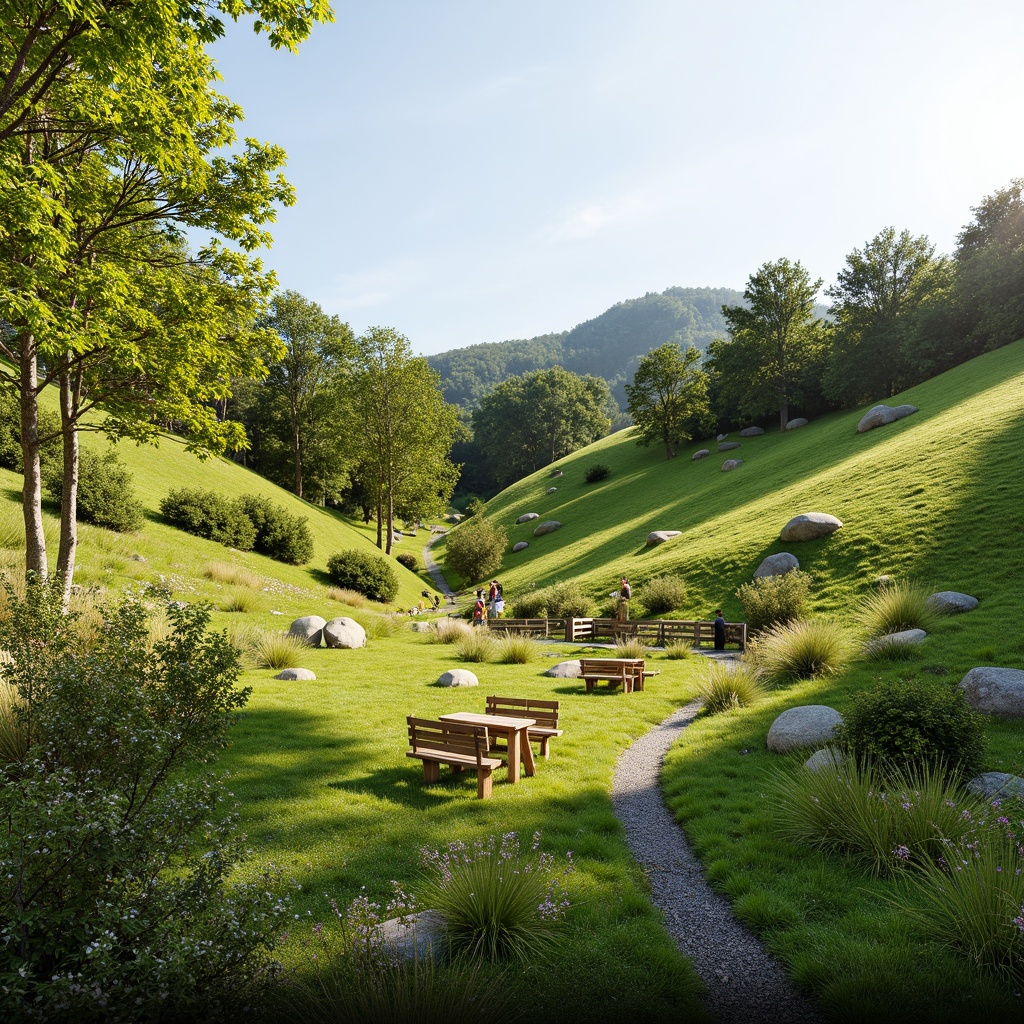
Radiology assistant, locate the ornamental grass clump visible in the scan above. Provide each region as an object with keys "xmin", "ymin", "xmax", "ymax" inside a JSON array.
[
  {"xmin": 612, "ymin": 637, "xmax": 647, "ymax": 659},
  {"xmin": 454, "ymin": 629, "xmax": 497, "ymax": 663},
  {"xmin": 417, "ymin": 832, "xmax": 573, "ymax": 962},
  {"xmin": 427, "ymin": 617, "xmax": 473, "ymax": 644},
  {"xmin": 696, "ymin": 660, "xmax": 765, "ymax": 714},
  {"xmin": 0, "ymin": 677, "xmax": 30, "ymax": 766},
  {"xmin": 493, "ymin": 632, "xmax": 542, "ymax": 664},
  {"xmin": 746, "ymin": 617, "xmax": 855, "ymax": 685},
  {"xmin": 663, "ymin": 640, "xmax": 691, "ymax": 659},
  {"xmin": 253, "ymin": 629, "xmax": 308, "ymax": 670},
  {"xmin": 326, "ymin": 586, "xmax": 367, "ymax": 607},
  {"xmin": 858, "ymin": 579, "xmax": 939, "ymax": 638}
]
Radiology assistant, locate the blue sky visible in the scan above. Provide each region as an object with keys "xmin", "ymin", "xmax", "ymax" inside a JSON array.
[{"xmin": 211, "ymin": 1, "xmax": 1024, "ymax": 356}]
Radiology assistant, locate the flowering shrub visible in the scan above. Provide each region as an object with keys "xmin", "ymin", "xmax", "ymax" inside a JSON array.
[{"xmin": 417, "ymin": 832, "xmax": 573, "ymax": 962}]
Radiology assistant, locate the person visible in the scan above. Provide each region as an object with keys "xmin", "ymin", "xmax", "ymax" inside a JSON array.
[
  {"xmin": 617, "ymin": 576, "xmax": 631, "ymax": 622},
  {"xmin": 432, "ymin": 594, "xmax": 441, "ymax": 611},
  {"xmin": 473, "ymin": 589, "xmax": 487, "ymax": 627},
  {"xmin": 491, "ymin": 580, "xmax": 505, "ymax": 618},
  {"xmin": 713, "ymin": 609, "xmax": 726, "ymax": 651}
]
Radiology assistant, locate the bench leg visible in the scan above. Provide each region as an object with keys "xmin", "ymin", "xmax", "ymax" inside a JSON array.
[
  {"xmin": 477, "ymin": 767, "xmax": 493, "ymax": 799},
  {"xmin": 422, "ymin": 761, "xmax": 440, "ymax": 784},
  {"xmin": 585, "ymin": 679, "xmax": 595, "ymax": 693},
  {"xmin": 538, "ymin": 736, "xmax": 550, "ymax": 759}
]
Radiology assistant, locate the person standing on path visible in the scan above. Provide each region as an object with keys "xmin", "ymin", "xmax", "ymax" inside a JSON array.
[
  {"xmin": 617, "ymin": 576, "xmax": 631, "ymax": 622},
  {"xmin": 713, "ymin": 609, "xmax": 726, "ymax": 651}
]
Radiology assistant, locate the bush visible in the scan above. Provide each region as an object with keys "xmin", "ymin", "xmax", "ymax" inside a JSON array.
[
  {"xmin": 235, "ymin": 494, "xmax": 313, "ymax": 565},
  {"xmin": 858, "ymin": 579, "xmax": 939, "ymax": 637},
  {"xmin": 44, "ymin": 449, "xmax": 145, "ymax": 532},
  {"xmin": 160, "ymin": 487, "xmax": 256, "ymax": 550},
  {"xmin": 736, "ymin": 570, "xmax": 811, "ymax": 633},
  {"xmin": 326, "ymin": 549, "xmax": 399, "ymax": 603},
  {"xmin": 444, "ymin": 517, "xmax": 507, "ymax": 584},
  {"xmin": 746, "ymin": 617, "xmax": 855, "ymax": 684},
  {"xmin": 834, "ymin": 676, "xmax": 986, "ymax": 777},
  {"xmin": 637, "ymin": 575, "xmax": 687, "ymax": 616},
  {"xmin": 395, "ymin": 551, "xmax": 418, "ymax": 571},
  {"xmin": 511, "ymin": 581, "xmax": 595, "ymax": 619},
  {"xmin": 464, "ymin": 496, "xmax": 486, "ymax": 518},
  {"xmin": 0, "ymin": 389, "xmax": 60, "ymax": 472},
  {"xmin": 696, "ymin": 661, "xmax": 765, "ymax": 714},
  {"xmin": 584, "ymin": 463, "xmax": 610, "ymax": 483}
]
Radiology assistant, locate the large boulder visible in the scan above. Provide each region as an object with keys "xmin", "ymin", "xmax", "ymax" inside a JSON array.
[
  {"xmin": 647, "ymin": 530, "xmax": 681, "ymax": 546},
  {"xmin": 785, "ymin": 417, "xmax": 808, "ymax": 430},
  {"xmin": 289, "ymin": 615, "xmax": 326, "ymax": 647},
  {"xmin": 512, "ymin": 541, "xmax": 529, "ymax": 552},
  {"xmin": 803, "ymin": 747, "xmax": 843, "ymax": 772},
  {"xmin": 780, "ymin": 512, "xmax": 843, "ymax": 542},
  {"xmin": 274, "ymin": 667, "xmax": 317, "ymax": 681},
  {"xmin": 965, "ymin": 772, "xmax": 1024, "ymax": 800},
  {"xmin": 534, "ymin": 520, "xmax": 562, "ymax": 536},
  {"xmin": 546, "ymin": 660, "xmax": 582, "ymax": 678},
  {"xmin": 410, "ymin": 621, "xmax": 432, "ymax": 633},
  {"xmin": 754, "ymin": 552, "xmax": 800, "ymax": 578},
  {"xmin": 958, "ymin": 667, "xmax": 1024, "ymax": 718},
  {"xmin": 324, "ymin": 616, "xmax": 367, "ymax": 649},
  {"xmin": 767, "ymin": 705, "xmax": 843, "ymax": 753},
  {"xmin": 739, "ymin": 426, "xmax": 765, "ymax": 437},
  {"xmin": 722, "ymin": 459, "xmax": 744, "ymax": 471},
  {"xmin": 692, "ymin": 448, "xmax": 711, "ymax": 460},
  {"xmin": 516, "ymin": 512, "xmax": 540, "ymax": 524},
  {"xmin": 926, "ymin": 591, "xmax": 978, "ymax": 614},
  {"xmin": 718, "ymin": 441, "xmax": 741, "ymax": 451},
  {"xmin": 372, "ymin": 910, "xmax": 447, "ymax": 963},
  {"xmin": 856, "ymin": 403, "xmax": 918, "ymax": 433},
  {"xmin": 437, "ymin": 669, "xmax": 479, "ymax": 688}
]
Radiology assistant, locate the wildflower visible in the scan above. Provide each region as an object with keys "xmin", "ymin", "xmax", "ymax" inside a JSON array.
[{"xmin": 893, "ymin": 845, "xmax": 911, "ymax": 862}]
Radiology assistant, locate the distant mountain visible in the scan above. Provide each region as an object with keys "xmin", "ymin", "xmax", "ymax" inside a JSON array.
[{"xmin": 428, "ymin": 286, "xmax": 744, "ymax": 409}]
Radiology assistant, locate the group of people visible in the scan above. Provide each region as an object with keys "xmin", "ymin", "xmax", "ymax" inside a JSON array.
[{"xmin": 472, "ymin": 580, "xmax": 504, "ymax": 626}]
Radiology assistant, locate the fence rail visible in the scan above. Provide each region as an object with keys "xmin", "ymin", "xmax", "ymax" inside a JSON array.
[{"xmin": 486, "ymin": 617, "xmax": 747, "ymax": 650}]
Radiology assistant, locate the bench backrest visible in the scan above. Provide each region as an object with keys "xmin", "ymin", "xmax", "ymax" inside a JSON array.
[
  {"xmin": 579, "ymin": 658, "xmax": 645, "ymax": 677},
  {"xmin": 485, "ymin": 695, "xmax": 559, "ymax": 730},
  {"xmin": 407, "ymin": 716, "xmax": 491, "ymax": 763}
]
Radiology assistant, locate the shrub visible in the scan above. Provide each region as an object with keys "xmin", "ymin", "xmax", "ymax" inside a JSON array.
[
  {"xmin": 235, "ymin": 494, "xmax": 313, "ymax": 565},
  {"xmin": 511, "ymin": 581, "xmax": 595, "ymax": 619},
  {"xmin": 444, "ymin": 517, "xmax": 507, "ymax": 584},
  {"xmin": 160, "ymin": 487, "xmax": 256, "ymax": 550},
  {"xmin": 736, "ymin": 570, "xmax": 811, "ymax": 633},
  {"xmin": 417, "ymin": 832, "xmax": 573, "ymax": 962},
  {"xmin": 584, "ymin": 463, "xmax": 610, "ymax": 483},
  {"xmin": 493, "ymin": 632, "xmax": 542, "ymax": 664},
  {"xmin": 44, "ymin": 448, "xmax": 145, "ymax": 532},
  {"xmin": 746, "ymin": 617, "xmax": 854, "ymax": 684},
  {"xmin": 637, "ymin": 575, "xmax": 687, "ymax": 616},
  {"xmin": 0, "ymin": 389, "xmax": 60, "ymax": 472},
  {"xmin": 427, "ymin": 617, "xmax": 474, "ymax": 644},
  {"xmin": 326, "ymin": 549, "xmax": 399, "ymax": 603},
  {"xmin": 696, "ymin": 660, "xmax": 765, "ymax": 714},
  {"xmin": 464, "ymin": 496, "xmax": 486, "ymax": 518},
  {"xmin": 326, "ymin": 586, "xmax": 366, "ymax": 607},
  {"xmin": 454, "ymin": 629, "xmax": 497, "ymax": 663},
  {"xmin": 395, "ymin": 551, "xmax": 418, "ymax": 571},
  {"xmin": 834, "ymin": 676, "xmax": 986, "ymax": 777},
  {"xmin": 510, "ymin": 588, "xmax": 548, "ymax": 618},
  {"xmin": 858, "ymin": 579, "xmax": 939, "ymax": 637}
]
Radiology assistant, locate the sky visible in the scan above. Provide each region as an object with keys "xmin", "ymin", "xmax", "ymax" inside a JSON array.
[{"xmin": 209, "ymin": 0, "xmax": 1024, "ymax": 357}]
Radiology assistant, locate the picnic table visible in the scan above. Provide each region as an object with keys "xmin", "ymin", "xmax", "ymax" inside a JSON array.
[{"xmin": 439, "ymin": 711, "xmax": 536, "ymax": 783}]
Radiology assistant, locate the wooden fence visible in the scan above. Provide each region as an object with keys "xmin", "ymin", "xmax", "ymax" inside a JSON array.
[{"xmin": 486, "ymin": 616, "xmax": 747, "ymax": 650}]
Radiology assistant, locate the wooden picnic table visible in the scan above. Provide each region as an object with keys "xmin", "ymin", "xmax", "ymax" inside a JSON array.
[{"xmin": 439, "ymin": 711, "xmax": 536, "ymax": 783}]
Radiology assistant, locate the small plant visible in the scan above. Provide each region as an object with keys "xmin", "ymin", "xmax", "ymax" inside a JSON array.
[
  {"xmin": 427, "ymin": 617, "xmax": 473, "ymax": 644},
  {"xmin": 637, "ymin": 575, "xmax": 687, "ymax": 616},
  {"xmin": 858, "ymin": 579, "xmax": 939, "ymax": 637},
  {"xmin": 219, "ymin": 587, "xmax": 264, "ymax": 614},
  {"xmin": 417, "ymin": 831, "xmax": 573, "ymax": 962},
  {"xmin": 395, "ymin": 551, "xmax": 418, "ymax": 571},
  {"xmin": 253, "ymin": 630, "xmax": 308, "ymax": 670},
  {"xmin": 663, "ymin": 640, "xmax": 692, "ymax": 660},
  {"xmin": 493, "ymin": 632, "xmax": 542, "ymax": 664},
  {"xmin": 736, "ymin": 570, "xmax": 811, "ymax": 633},
  {"xmin": 454, "ymin": 629, "xmax": 497, "ymax": 663},
  {"xmin": 696, "ymin": 660, "xmax": 765, "ymax": 714},
  {"xmin": 444, "ymin": 516, "xmax": 507, "ymax": 584},
  {"xmin": 326, "ymin": 549, "xmax": 399, "ymax": 603},
  {"xmin": 746, "ymin": 617, "xmax": 854, "ymax": 684},
  {"xmin": 44, "ymin": 448, "xmax": 145, "ymax": 532},
  {"xmin": 326, "ymin": 586, "xmax": 366, "ymax": 607},
  {"xmin": 612, "ymin": 637, "xmax": 647, "ymax": 659},
  {"xmin": 204, "ymin": 560, "xmax": 262, "ymax": 589},
  {"xmin": 864, "ymin": 635, "xmax": 925, "ymax": 663},
  {"xmin": 584, "ymin": 463, "xmax": 610, "ymax": 483}
]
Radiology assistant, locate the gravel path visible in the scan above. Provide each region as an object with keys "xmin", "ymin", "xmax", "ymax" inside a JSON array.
[
  {"xmin": 612, "ymin": 701, "xmax": 823, "ymax": 1024},
  {"xmin": 422, "ymin": 530, "xmax": 458, "ymax": 608}
]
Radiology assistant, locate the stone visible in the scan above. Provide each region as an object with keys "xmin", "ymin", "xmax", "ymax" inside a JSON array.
[
  {"xmin": 289, "ymin": 615, "xmax": 326, "ymax": 647},
  {"xmin": 546, "ymin": 660, "xmax": 582, "ymax": 678},
  {"xmin": 129, "ymin": 553, "xmax": 147, "ymax": 562},
  {"xmin": 516, "ymin": 512, "xmax": 540, "ymax": 524},
  {"xmin": 372, "ymin": 910, "xmax": 447, "ymax": 963},
  {"xmin": 785, "ymin": 417, "xmax": 808, "ymax": 430},
  {"xmin": 411, "ymin": 621, "xmax": 432, "ymax": 632},
  {"xmin": 437, "ymin": 669, "xmax": 479, "ymax": 688},
  {"xmin": 958, "ymin": 667, "xmax": 1024, "ymax": 718},
  {"xmin": 512, "ymin": 541, "xmax": 529, "ymax": 552},
  {"xmin": 718, "ymin": 441, "xmax": 741, "ymax": 451},
  {"xmin": 546, "ymin": 487, "xmax": 558, "ymax": 494},
  {"xmin": 533, "ymin": 520, "xmax": 562, "ymax": 536},
  {"xmin": 803, "ymin": 747, "xmax": 843, "ymax": 772},
  {"xmin": 767, "ymin": 705, "xmax": 843, "ymax": 753},
  {"xmin": 721, "ymin": 459, "xmax": 744, "ymax": 471},
  {"xmin": 717, "ymin": 433, "xmax": 729, "ymax": 441},
  {"xmin": 965, "ymin": 772, "xmax": 1024, "ymax": 801},
  {"xmin": 926, "ymin": 591, "xmax": 979, "ymax": 614},
  {"xmin": 550, "ymin": 469, "xmax": 563, "ymax": 477},
  {"xmin": 856, "ymin": 403, "xmax": 918, "ymax": 433},
  {"xmin": 647, "ymin": 530, "xmax": 682, "ymax": 546},
  {"xmin": 754, "ymin": 552, "xmax": 800, "ymax": 578},
  {"xmin": 739, "ymin": 426, "xmax": 765, "ymax": 437},
  {"xmin": 324, "ymin": 617, "xmax": 367, "ymax": 649},
  {"xmin": 865, "ymin": 628, "xmax": 926, "ymax": 655},
  {"xmin": 780, "ymin": 512, "xmax": 843, "ymax": 542},
  {"xmin": 274, "ymin": 667, "xmax": 317, "ymax": 681},
  {"xmin": 692, "ymin": 449, "xmax": 711, "ymax": 460}
]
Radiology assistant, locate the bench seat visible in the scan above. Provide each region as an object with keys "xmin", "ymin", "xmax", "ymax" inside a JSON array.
[
  {"xmin": 485, "ymin": 696, "xmax": 562, "ymax": 758},
  {"xmin": 406, "ymin": 716, "xmax": 502, "ymax": 799}
]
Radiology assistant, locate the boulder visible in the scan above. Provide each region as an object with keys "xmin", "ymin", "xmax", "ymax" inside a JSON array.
[
  {"xmin": 717, "ymin": 433, "xmax": 729, "ymax": 441},
  {"xmin": 767, "ymin": 705, "xmax": 843, "ymax": 753},
  {"xmin": 965, "ymin": 772, "xmax": 1024, "ymax": 801},
  {"xmin": 926, "ymin": 591, "xmax": 978, "ymax": 614},
  {"xmin": 410, "ymin": 621, "xmax": 432, "ymax": 632},
  {"xmin": 692, "ymin": 448, "xmax": 711, "ymax": 460},
  {"xmin": 550, "ymin": 469, "xmax": 563, "ymax": 477},
  {"xmin": 780, "ymin": 512, "xmax": 843, "ymax": 542},
  {"xmin": 516, "ymin": 512, "xmax": 540, "ymax": 524},
  {"xmin": 512, "ymin": 541, "xmax": 529, "ymax": 553},
  {"xmin": 739, "ymin": 426, "xmax": 765, "ymax": 437},
  {"xmin": 274, "ymin": 667, "xmax": 317, "ymax": 681},
  {"xmin": 722, "ymin": 459, "xmax": 744, "ymax": 471},
  {"xmin": 533, "ymin": 520, "xmax": 562, "ymax": 537},
  {"xmin": 324, "ymin": 616, "xmax": 367, "ymax": 649},
  {"xmin": 785, "ymin": 417, "xmax": 808, "ymax": 430},
  {"xmin": 856, "ymin": 403, "xmax": 918, "ymax": 433},
  {"xmin": 437, "ymin": 669, "xmax": 479, "ymax": 688},
  {"xmin": 865, "ymin": 628, "xmax": 926, "ymax": 655},
  {"xmin": 372, "ymin": 910, "xmax": 447, "ymax": 963},
  {"xmin": 289, "ymin": 615, "xmax": 326, "ymax": 647},
  {"xmin": 647, "ymin": 530, "xmax": 682, "ymax": 546},
  {"xmin": 718, "ymin": 441, "xmax": 741, "ymax": 451},
  {"xmin": 958, "ymin": 667, "xmax": 1024, "ymax": 718},
  {"xmin": 546, "ymin": 660, "xmax": 582, "ymax": 678},
  {"xmin": 754, "ymin": 552, "xmax": 800, "ymax": 578},
  {"xmin": 546, "ymin": 487, "xmax": 558, "ymax": 494},
  {"xmin": 803, "ymin": 747, "xmax": 843, "ymax": 772}
]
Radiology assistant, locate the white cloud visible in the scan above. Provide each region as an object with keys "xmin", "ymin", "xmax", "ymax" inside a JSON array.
[
  {"xmin": 322, "ymin": 260, "xmax": 424, "ymax": 312},
  {"xmin": 542, "ymin": 190, "xmax": 657, "ymax": 243}
]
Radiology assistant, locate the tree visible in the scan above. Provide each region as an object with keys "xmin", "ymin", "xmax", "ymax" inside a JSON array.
[
  {"xmin": 444, "ymin": 516, "xmax": 507, "ymax": 585},
  {"xmin": 624, "ymin": 342, "xmax": 710, "ymax": 459},
  {"xmin": 719, "ymin": 259, "xmax": 825, "ymax": 430},
  {"xmin": 472, "ymin": 367, "xmax": 612, "ymax": 489}
]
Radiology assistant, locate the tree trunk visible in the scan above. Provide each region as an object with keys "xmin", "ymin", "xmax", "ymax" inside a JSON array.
[
  {"xmin": 375, "ymin": 495, "xmax": 383, "ymax": 549},
  {"xmin": 56, "ymin": 367, "xmax": 79, "ymax": 608},
  {"xmin": 293, "ymin": 421, "xmax": 304, "ymax": 498},
  {"xmin": 18, "ymin": 331, "xmax": 47, "ymax": 579},
  {"xmin": 779, "ymin": 400, "xmax": 789, "ymax": 432},
  {"xmin": 385, "ymin": 487, "xmax": 394, "ymax": 555}
]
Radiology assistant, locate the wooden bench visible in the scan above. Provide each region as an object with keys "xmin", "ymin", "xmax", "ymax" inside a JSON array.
[
  {"xmin": 406, "ymin": 716, "xmax": 502, "ymax": 799},
  {"xmin": 579, "ymin": 658, "xmax": 646, "ymax": 694},
  {"xmin": 485, "ymin": 696, "xmax": 562, "ymax": 758}
]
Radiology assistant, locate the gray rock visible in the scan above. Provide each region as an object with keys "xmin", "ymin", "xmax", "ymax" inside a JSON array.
[
  {"xmin": 692, "ymin": 448, "xmax": 711, "ymax": 460},
  {"xmin": 717, "ymin": 433, "xmax": 729, "ymax": 441},
  {"xmin": 129, "ymin": 553, "xmax": 147, "ymax": 562},
  {"xmin": 324, "ymin": 616, "xmax": 367, "ymax": 649},
  {"xmin": 780, "ymin": 512, "xmax": 843, "ymax": 542},
  {"xmin": 647, "ymin": 530, "xmax": 682, "ymax": 546},
  {"xmin": 274, "ymin": 667, "xmax": 317, "ymax": 681},
  {"xmin": 516, "ymin": 512, "xmax": 540, "ymax": 524},
  {"xmin": 856, "ymin": 403, "xmax": 918, "ymax": 433},
  {"xmin": 874, "ymin": 575, "xmax": 892, "ymax": 590},
  {"xmin": 958, "ymin": 667, "xmax": 1024, "ymax": 717},
  {"xmin": 865, "ymin": 628, "xmax": 926, "ymax": 655},
  {"xmin": 546, "ymin": 487, "xmax": 558, "ymax": 494},
  {"xmin": 546, "ymin": 660, "xmax": 582, "ymax": 678},
  {"xmin": 512, "ymin": 541, "xmax": 529, "ymax": 552},
  {"xmin": 926, "ymin": 591, "xmax": 979, "ymax": 614},
  {"xmin": 411, "ymin": 621, "xmax": 432, "ymax": 632},
  {"xmin": 965, "ymin": 772, "xmax": 1024, "ymax": 801},
  {"xmin": 754, "ymin": 552, "xmax": 800, "ymax": 578},
  {"xmin": 721, "ymin": 459, "xmax": 744, "ymax": 471},
  {"xmin": 767, "ymin": 705, "xmax": 843, "ymax": 753},
  {"xmin": 372, "ymin": 910, "xmax": 447, "ymax": 963},
  {"xmin": 785, "ymin": 417, "xmax": 808, "ymax": 430},
  {"xmin": 803, "ymin": 747, "xmax": 843, "ymax": 772},
  {"xmin": 550, "ymin": 469, "xmax": 563, "ymax": 477},
  {"xmin": 533, "ymin": 520, "xmax": 562, "ymax": 536},
  {"xmin": 718, "ymin": 441, "xmax": 741, "ymax": 451},
  {"xmin": 438, "ymin": 669, "xmax": 479, "ymax": 688},
  {"xmin": 739, "ymin": 426, "xmax": 765, "ymax": 437},
  {"xmin": 289, "ymin": 615, "xmax": 326, "ymax": 647}
]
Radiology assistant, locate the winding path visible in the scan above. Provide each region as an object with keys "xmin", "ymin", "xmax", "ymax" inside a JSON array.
[
  {"xmin": 611, "ymin": 701, "xmax": 823, "ymax": 1024},
  {"xmin": 422, "ymin": 530, "xmax": 458, "ymax": 607}
]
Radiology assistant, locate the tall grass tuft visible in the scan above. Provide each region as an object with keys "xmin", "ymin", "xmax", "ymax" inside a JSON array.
[
  {"xmin": 863, "ymin": 636, "xmax": 924, "ymax": 662},
  {"xmin": 493, "ymin": 632, "xmax": 542, "ymax": 664},
  {"xmin": 663, "ymin": 640, "xmax": 692, "ymax": 660},
  {"xmin": 426, "ymin": 617, "xmax": 473, "ymax": 644},
  {"xmin": 219, "ymin": 587, "xmax": 264, "ymax": 614},
  {"xmin": 0, "ymin": 678, "xmax": 30, "ymax": 765},
  {"xmin": 326, "ymin": 586, "xmax": 366, "ymax": 607},
  {"xmin": 612, "ymin": 637, "xmax": 647, "ymax": 659},
  {"xmin": 204, "ymin": 561, "xmax": 261, "ymax": 589},
  {"xmin": 858, "ymin": 579, "xmax": 939, "ymax": 638},
  {"xmin": 252, "ymin": 630, "xmax": 308, "ymax": 670},
  {"xmin": 359, "ymin": 613, "xmax": 402, "ymax": 640},
  {"xmin": 454, "ymin": 629, "xmax": 497, "ymax": 663},
  {"xmin": 746, "ymin": 618, "xmax": 855, "ymax": 684},
  {"xmin": 696, "ymin": 660, "xmax": 765, "ymax": 714}
]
